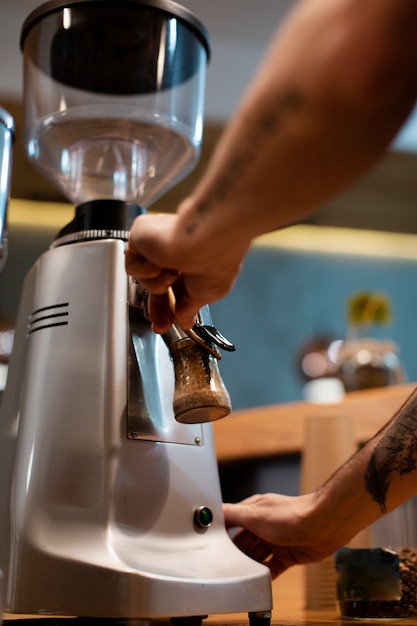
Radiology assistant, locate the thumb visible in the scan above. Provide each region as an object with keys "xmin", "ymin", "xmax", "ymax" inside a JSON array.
[{"xmin": 170, "ymin": 279, "xmax": 202, "ymax": 330}]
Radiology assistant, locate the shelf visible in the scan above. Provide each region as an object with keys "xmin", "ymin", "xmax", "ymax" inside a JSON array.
[{"xmin": 213, "ymin": 383, "xmax": 416, "ymax": 462}]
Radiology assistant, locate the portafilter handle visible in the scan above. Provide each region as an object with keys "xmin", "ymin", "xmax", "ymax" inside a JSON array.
[
  {"xmin": 0, "ymin": 108, "xmax": 14, "ymax": 273},
  {"xmin": 128, "ymin": 277, "xmax": 235, "ymax": 424},
  {"xmin": 165, "ymin": 285, "xmax": 236, "ymax": 358}
]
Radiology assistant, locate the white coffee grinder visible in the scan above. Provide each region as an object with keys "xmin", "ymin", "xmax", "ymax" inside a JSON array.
[{"xmin": 0, "ymin": 1, "xmax": 272, "ymax": 624}]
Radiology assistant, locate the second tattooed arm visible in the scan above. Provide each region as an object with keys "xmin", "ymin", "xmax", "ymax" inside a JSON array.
[
  {"xmin": 223, "ymin": 386, "xmax": 417, "ymax": 579},
  {"xmin": 125, "ymin": 0, "xmax": 417, "ymax": 332}
]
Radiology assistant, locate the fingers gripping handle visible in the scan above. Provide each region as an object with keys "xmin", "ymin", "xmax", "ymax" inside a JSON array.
[{"xmin": 128, "ymin": 278, "xmax": 234, "ymax": 423}]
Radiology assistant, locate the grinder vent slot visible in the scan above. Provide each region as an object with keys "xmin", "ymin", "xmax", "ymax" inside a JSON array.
[{"xmin": 28, "ymin": 302, "xmax": 69, "ymax": 334}]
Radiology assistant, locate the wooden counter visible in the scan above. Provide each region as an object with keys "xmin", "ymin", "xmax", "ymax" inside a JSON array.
[
  {"xmin": 213, "ymin": 383, "xmax": 416, "ymax": 462},
  {"xmin": 6, "ymin": 565, "xmax": 417, "ymax": 625}
]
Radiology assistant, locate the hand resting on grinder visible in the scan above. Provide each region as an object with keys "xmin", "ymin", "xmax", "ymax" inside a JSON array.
[
  {"xmin": 224, "ymin": 492, "xmax": 337, "ymax": 579},
  {"xmin": 224, "ymin": 385, "xmax": 417, "ymax": 578}
]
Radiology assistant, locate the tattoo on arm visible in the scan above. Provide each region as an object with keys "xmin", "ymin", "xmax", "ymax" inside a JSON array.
[
  {"xmin": 185, "ymin": 88, "xmax": 306, "ymax": 234},
  {"xmin": 364, "ymin": 390, "xmax": 417, "ymax": 513}
]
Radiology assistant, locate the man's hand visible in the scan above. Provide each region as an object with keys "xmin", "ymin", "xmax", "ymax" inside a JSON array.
[
  {"xmin": 223, "ymin": 493, "xmax": 342, "ymax": 579},
  {"xmin": 125, "ymin": 209, "xmax": 248, "ymax": 333}
]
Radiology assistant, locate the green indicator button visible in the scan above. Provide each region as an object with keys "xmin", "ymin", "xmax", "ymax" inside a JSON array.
[{"xmin": 194, "ymin": 506, "xmax": 213, "ymax": 529}]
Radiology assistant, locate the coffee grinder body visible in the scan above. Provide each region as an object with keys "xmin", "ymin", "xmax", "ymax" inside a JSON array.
[{"xmin": 0, "ymin": 236, "xmax": 272, "ymax": 620}]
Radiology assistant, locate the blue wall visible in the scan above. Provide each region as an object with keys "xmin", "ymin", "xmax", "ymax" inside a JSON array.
[{"xmin": 211, "ymin": 242, "xmax": 417, "ymax": 409}]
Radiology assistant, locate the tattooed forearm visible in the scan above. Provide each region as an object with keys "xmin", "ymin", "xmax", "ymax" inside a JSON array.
[
  {"xmin": 364, "ymin": 390, "xmax": 417, "ymax": 513},
  {"xmin": 185, "ymin": 88, "xmax": 306, "ymax": 235}
]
